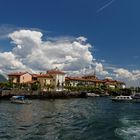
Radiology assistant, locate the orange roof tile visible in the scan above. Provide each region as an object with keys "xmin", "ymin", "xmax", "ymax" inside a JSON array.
[
  {"xmin": 37, "ymin": 74, "xmax": 53, "ymax": 78},
  {"xmin": 47, "ymin": 70, "xmax": 65, "ymax": 75},
  {"xmin": 32, "ymin": 74, "xmax": 53, "ymax": 78},
  {"xmin": 65, "ymin": 77, "xmax": 103, "ymax": 83},
  {"xmin": 31, "ymin": 74, "xmax": 38, "ymax": 78},
  {"xmin": 8, "ymin": 72, "xmax": 28, "ymax": 76}
]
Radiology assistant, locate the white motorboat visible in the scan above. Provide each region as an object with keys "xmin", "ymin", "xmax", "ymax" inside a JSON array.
[
  {"xmin": 112, "ymin": 95, "xmax": 133, "ymax": 102},
  {"xmin": 10, "ymin": 96, "xmax": 32, "ymax": 104},
  {"xmin": 87, "ymin": 93, "xmax": 100, "ymax": 97}
]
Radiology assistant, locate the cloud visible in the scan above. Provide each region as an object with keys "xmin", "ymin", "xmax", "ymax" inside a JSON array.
[
  {"xmin": 105, "ymin": 76, "xmax": 113, "ymax": 80},
  {"xmin": 132, "ymin": 70, "xmax": 140, "ymax": 80},
  {"xmin": 76, "ymin": 36, "xmax": 87, "ymax": 42},
  {"xmin": 0, "ymin": 29, "xmax": 95, "ymax": 74},
  {"xmin": 114, "ymin": 68, "xmax": 133, "ymax": 80},
  {"xmin": 134, "ymin": 56, "xmax": 139, "ymax": 59},
  {"xmin": 100, "ymin": 59, "xmax": 105, "ymax": 63},
  {"xmin": 0, "ymin": 52, "xmax": 26, "ymax": 71},
  {"xmin": 95, "ymin": 62, "xmax": 109, "ymax": 75},
  {"xmin": 9, "ymin": 30, "xmax": 43, "ymax": 58},
  {"xmin": 0, "ymin": 24, "xmax": 17, "ymax": 40},
  {"xmin": 132, "ymin": 70, "xmax": 140, "ymax": 74},
  {"xmin": 114, "ymin": 68, "xmax": 140, "ymax": 81}
]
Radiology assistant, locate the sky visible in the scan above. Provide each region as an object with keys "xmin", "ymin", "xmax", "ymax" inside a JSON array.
[{"xmin": 0, "ymin": 0, "xmax": 140, "ymax": 87}]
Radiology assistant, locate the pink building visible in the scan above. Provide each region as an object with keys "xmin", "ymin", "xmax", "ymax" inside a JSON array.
[{"xmin": 8, "ymin": 72, "xmax": 32, "ymax": 84}]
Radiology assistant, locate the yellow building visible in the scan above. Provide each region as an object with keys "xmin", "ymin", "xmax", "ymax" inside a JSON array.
[
  {"xmin": 34, "ymin": 69, "xmax": 66, "ymax": 91},
  {"xmin": 35, "ymin": 74, "xmax": 53, "ymax": 91}
]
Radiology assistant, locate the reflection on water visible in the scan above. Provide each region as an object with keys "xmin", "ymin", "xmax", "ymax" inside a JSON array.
[{"xmin": 0, "ymin": 98, "xmax": 140, "ymax": 140}]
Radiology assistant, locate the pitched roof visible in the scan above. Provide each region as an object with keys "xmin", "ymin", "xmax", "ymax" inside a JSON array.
[
  {"xmin": 32, "ymin": 74, "xmax": 53, "ymax": 78},
  {"xmin": 47, "ymin": 70, "xmax": 65, "ymax": 75},
  {"xmin": 82, "ymin": 74, "xmax": 97, "ymax": 80},
  {"xmin": 8, "ymin": 72, "xmax": 29, "ymax": 76},
  {"xmin": 65, "ymin": 77, "xmax": 103, "ymax": 83},
  {"xmin": 31, "ymin": 74, "xmax": 39, "ymax": 78},
  {"xmin": 65, "ymin": 76, "xmax": 125, "ymax": 85},
  {"xmin": 37, "ymin": 74, "xmax": 53, "ymax": 78}
]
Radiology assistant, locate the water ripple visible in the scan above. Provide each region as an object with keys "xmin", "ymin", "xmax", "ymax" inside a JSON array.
[
  {"xmin": 115, "ymin": 117, "xmax": 140, "ymax": 140},
  {"xmin": 0, "ymin": 98, "xmax": 140, "ymax": 140}
]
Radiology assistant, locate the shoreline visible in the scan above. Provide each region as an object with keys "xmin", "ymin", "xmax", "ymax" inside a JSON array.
[{"xmin": 0, "ymin": 90, "xmax": 87, "ymax": 100}]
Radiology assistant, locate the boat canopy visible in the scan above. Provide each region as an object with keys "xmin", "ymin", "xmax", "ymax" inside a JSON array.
[{"xmin": 11, "ymin": 96, "xmax": 25, "ymax": 100}]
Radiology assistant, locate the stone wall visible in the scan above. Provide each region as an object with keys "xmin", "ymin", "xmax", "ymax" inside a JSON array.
[{"xmin": 0, "ymin": 89, "xmax": 86, "ymax": 99}]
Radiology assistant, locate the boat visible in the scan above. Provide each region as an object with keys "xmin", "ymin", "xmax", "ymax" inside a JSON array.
[
  {"xmin": 131, "ymin": 93, "xmax": 140, "ymax": 99},
  {"xmin": 111, "ymin": 95, "xmax": 133, "ymax": 102},
  {"xmin": 131, "ymin": 94, "xmax": 140, "ymax": 102},
  {"xmin": 87, "ymin": 93, "xmax": 100, "ymax": 97},
  {"xmin": 10, "ymin": 96, "xmax": 32, "ymax": 104}
]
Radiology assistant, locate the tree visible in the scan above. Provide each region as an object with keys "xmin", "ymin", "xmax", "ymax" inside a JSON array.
[{"xmin": 31, "ymin": 83, "xmax": 40, "ymax": 91}]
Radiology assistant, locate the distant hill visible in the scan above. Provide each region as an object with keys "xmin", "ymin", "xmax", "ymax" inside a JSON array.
[{"xmin": 0, "ymin": 74, "xmax": 7, "ymax": 82}]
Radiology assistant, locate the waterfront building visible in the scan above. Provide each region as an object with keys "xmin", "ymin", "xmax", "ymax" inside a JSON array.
[
  {"xmin": 65, "ymin": 74, "xmax": 103, "ymax": 87},
  {"xmin": 102, "ymin": 79, "xmax": 126, "ymax": 89},
  {"xmin": 8, "ymin": 69, "xmax": 125, "ymax": 91},
  {"xmin": 32, "ymin": 74, "xmax": 53, "ymax": 91},
  {"xmin": 47, "ymin": 68, "xmax": 66, "ymax": 91},
  {"xmin": 31, "ymin": 68, "xmax": 66, "ymax": 91},
  {"xmin": 8, "ymin": 72, "xmax": 32, "ymax": 84},
  {"xmin": 65, "ymin": 75, "xmax": 125, "ymax": 89},
  {"xmin": 8, "ymin": 69, "xmax": 66, "ymax": 91}
]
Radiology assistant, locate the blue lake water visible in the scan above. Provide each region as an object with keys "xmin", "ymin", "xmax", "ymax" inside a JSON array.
[{"xmin": 0, "ymin": 97, "xmax": 140, "ymax": 140}]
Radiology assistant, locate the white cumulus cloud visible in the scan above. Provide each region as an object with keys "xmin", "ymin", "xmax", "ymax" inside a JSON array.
[
  {"xmin": 95, "ymin": 62, "xmax": 109, "ymax": 75},
  {"xmin": 114, "ymin": 68, "xmax": 138, "ymax": 81},
  {"xmin": 0, "ymin": 52, "xmax": 26, "ymax": 71},
  {"xmin": 0, "ymin": 29, "xmax": 95, "ymax": 74}
]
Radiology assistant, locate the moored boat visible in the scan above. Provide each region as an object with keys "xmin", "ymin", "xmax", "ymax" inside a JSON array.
[
  {"xmin": 131, "ymin": 93, "xmax": 140, "ymax": 99},
  {"xmin": 10, "ymin": 96, "xmax": 32, "ymax": 104},
  {"xmin": 112, "ymin": 95, "xmax": 133, "ymax": 102},
  {"xmin": 131, "ymin": 94, "xmax": 140, "ymax": 102},
  {"xmin": 87, "ymin": 93, "xmax": 100, "ymax": 97}
]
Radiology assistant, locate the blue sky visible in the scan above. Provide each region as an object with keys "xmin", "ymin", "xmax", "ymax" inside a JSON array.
[{"xmin": 0, "ymin": 0, "xmax": 140, "ymax": 86}]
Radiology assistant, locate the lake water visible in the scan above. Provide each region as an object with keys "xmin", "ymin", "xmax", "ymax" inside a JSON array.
[{"xmin": 0, "ymin": 97, "xmax": 140, "ymax": 140}]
